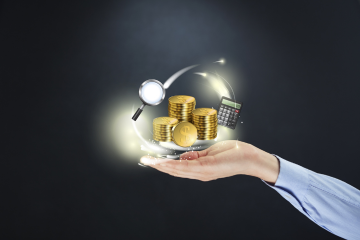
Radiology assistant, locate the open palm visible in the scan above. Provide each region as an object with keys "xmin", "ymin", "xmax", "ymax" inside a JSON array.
[{"xmin": 140, "ymin": 140, "xmax": 260, "ymax": 181}]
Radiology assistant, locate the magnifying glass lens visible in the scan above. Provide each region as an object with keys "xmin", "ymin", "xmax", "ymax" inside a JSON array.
[
  {"xmin": 132, "ymin": 79, "xmax": 165, "ymax": 121},
  {"xmin": 141, "ymin": 82, "xmax": 163, "ymax": 104}
]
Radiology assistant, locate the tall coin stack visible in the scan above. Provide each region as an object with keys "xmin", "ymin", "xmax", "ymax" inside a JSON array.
[
  {"xmin": 192, "ymin": 108, "xmax": 218, "ymax": 140},
  {"xmin": 153, "ymin": 117, "xmax": 179, "ymax": 142},
  {"xmin": 168, "ymin": 95, "xmax": 196, "ymax": 123}
]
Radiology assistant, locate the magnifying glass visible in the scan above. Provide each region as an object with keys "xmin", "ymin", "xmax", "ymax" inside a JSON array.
[{"xmin": 132, "ymin": 79, "xmax": 166, "ymax": 121}]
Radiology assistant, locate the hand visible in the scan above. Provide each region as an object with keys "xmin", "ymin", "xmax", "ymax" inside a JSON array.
[{"xmin": 140, "ymin": 140, "xmax": 279, "ymax": 183}]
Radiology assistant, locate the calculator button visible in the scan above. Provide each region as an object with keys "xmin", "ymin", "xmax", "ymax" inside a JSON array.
[
  {"xmin": 225, "ymin": 117, "xmax": 228, "ymax": 121},
  {"xmin": 235, "ymin": 110, "xmax": 239, "ymax": 113},
  {"xmin": 226, "ymin": 113, "xmax": 229, "ymax": 117}
]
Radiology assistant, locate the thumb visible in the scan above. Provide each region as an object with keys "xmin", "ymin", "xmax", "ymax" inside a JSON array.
[{"xmin": 180, "ymin": 149, "xmax": 208, "ymax": 160}]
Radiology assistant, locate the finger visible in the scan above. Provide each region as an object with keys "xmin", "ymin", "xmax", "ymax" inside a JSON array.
[
  {"xmin": 140, "ymin": 156, "xmax": 174, "ymax": 166},
  {"xmin": 140, "ymin": 155, "xmax": 213, "ymax": 172},
  {"xmin": 150, "ymin": 164, "xmax": 205, "ymax": 180},
  {"xmin": 160, "ymin": 155, "xmax": 215, "ymax": 174},
  {"xmin": 180, "ymin": 148, "xmax": 208, "ymax": 160}
]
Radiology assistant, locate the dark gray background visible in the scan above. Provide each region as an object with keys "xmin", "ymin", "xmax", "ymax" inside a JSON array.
[{"xmin": 1, "ymin": 0, "xmax": 360, "ymax": 239}]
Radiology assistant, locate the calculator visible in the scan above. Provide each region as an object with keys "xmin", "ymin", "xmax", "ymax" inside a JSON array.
[{"xmin": 217, "ymin": 96, "xmax": 243, "ymax": 129}]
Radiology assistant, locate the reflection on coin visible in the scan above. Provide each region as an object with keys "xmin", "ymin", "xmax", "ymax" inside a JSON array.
[
  {"xmin": 172, "ymin": 122, "xmax": 197, "ymax": 147},
  {"xmin": 169, "ymin": 95, "xmax": 196, "ymax": 104},
  {"xmin": 192, "ymin": 108, "xmax": 217, "ymax": 116},
  {"xmin": 153, "ymin": 117, "xmax": 179, "ymax": 125}
]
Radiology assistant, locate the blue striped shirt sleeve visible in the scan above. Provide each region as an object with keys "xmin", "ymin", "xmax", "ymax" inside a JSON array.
[{"xmin": 263, "ymin": 155, "xmax": 360, "ymax": 239}]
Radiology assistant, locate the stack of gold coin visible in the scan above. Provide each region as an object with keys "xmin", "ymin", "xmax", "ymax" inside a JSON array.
[
  {"xmin": 153, "ymin": 117, "xmax": 179, "ymax": 142},
  {"xmin": 192, "ymin": 108, "xmax": 218, "ymax": 140},
  {"xmin": 168, "ymin": 95, "xmax": 196, "ymax": 122}
]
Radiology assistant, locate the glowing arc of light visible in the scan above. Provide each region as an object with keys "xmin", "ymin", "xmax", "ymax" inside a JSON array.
[
  {"xmin": 213, "ymin": 71, "xmax": 236, "ymax": 102},
  {"xmin": 163, "ymin": 65, "xmax": 199, "ymax": 89}
]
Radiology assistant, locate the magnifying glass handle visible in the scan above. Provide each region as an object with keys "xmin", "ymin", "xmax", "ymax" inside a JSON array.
[{"xmin": 132, "ymin": 104, "xmax": 145, "ymax": 121}]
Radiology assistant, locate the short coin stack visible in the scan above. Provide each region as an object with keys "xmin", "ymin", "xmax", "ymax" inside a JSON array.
[
  {"xmin": 192, "ymin": 108, "xmax": 218, "ymax": 140},
  {"xmin": 153, "ymin": 117, "xmax": 179, "ymax": 142},
  {"xmin": 168, "ymin": 95, "xmax": 196, "ymax": 123}
]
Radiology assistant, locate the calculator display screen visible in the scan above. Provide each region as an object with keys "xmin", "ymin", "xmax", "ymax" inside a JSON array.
[{"xmin": 222, "ymin": 99, "xmax": 241, "ymax": 109}]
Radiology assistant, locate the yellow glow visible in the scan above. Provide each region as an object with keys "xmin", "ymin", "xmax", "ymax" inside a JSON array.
[{"xmin": 92, "ymin": 92, "xmax": 166, "ymax": 163}]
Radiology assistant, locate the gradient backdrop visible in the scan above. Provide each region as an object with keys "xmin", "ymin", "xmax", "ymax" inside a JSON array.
[{"xmin": 2, "ymin": 0, "xmax": 360, "ymax": 239}]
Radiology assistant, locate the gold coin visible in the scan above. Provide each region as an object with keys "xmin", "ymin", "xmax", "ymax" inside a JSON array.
[
  {"xmin": 153, "ymin": 133, "xmax": 173, "ymax": 137},
  {"xmin": 193, "ymin": 125, "xmax": 218, "ymax": 129},
  {"xmin": 169, "ymin": 116, "xmax": 193, "ymax": 119},
  {"xmin": 168, "ymin": 109, "xmax": 194, "ymax": 112},
  {"xmin": 168, "ymin": 95, "xmax": 196, "ymax": 104},
  {"xmin": 153, "ymin": 128, "xmax": 174, "ymax": 131},
  {"xmin": 169, "ymin": 111, "xmax": 193, "ymax": 115},
  {"xmin": 169, "ymin": 115, "xmax": 193, "ymax": 118},
  {"xmin": 197, "ymin": 128, "xmax": 217, "ymax": 131},
  {"xmin": 197, "ymin": 133, "xmax": 217, "ymax": 135},
  {"xmin": 197, "ymin": 134, "xmax": 217, "ymax": 140},
  {"xmin": 153, "ymin": 124, "xmax": 176, "ymax": 127},
  {"xmin": 192, "ymin": 108, "xmax": 217, "ymax": 116},
  {"xmin": 169, "ymin": 109, "xmax": 193, "ymax": 112},
  {"xmin": 197, "ymin": 130, "xmax": 217, "ymax": 133},
  {"xmin": 198, "ymin": 134, "xmax": 217, "ymax": 137},
  {"xmin": 153, "ymin": 130, "xmax": 173, "ymax": 133},
  {"xmin": 168, "ymin": 102, "xmax": 195, "ymax": 106},
  {"xmin": 153, "ymin": 134, "xmax": 173, "ymax": 137},
  {"xmin": 193, "ymin": 119, "xmax": 218, "ymax": 123},
  {"xmin": 153, "ymin": 126, "xmax": 177, "ymax": 129},
  {"xmin": 192, "ymin": 119, "xmax": 217, "ymax": 123},
  {"xmin": 192, "ymin": 116, "xmax": 217, "ymax": 120},
  {"xmin": 168, "ymin": 109, "xmax": 194, "ymax": 113},
  {"xmin": 193, "ymin": 124, "xmax": 217, "ymax": 127},
  {"xmin": 172, "ymin": 122, "xmax": 197, "ymax": 147},
  {"xmin": 153, "ymin": 117, "xmax": 179, "ymax": 126},
  {"xmin": 193, "ymin": 120, "xmax": 218, "ymax": 124},
  {"xmin": 169, "ymin": 112, "xmax": 193, "ymax": 115},
  {"xmin": 153, "ymin": 138, "xmax": 173, "ymax": 142},
  {"xmin": 153, "ymin": 132, "xmax": 173, "ymax": 136},
  {"xmin": 153, "ymin": 125, "xmax": 175, "ymax": 129},
  {"xmin": 168, "ymin": 106, "xmax": 195, "ymax": 111},
  {"xmin": 169, "ymin": 114, "xmax": 192, "ymax": 117},
  {"xmin": 193, "ymin": 122, "xmax": 217, "ymax": 125},
  {"xmin": 197, "ymin": 137, "xmax": 217, "ymax": 140},
  {"xmin": 168, "ymin": 103, "xmax": 195, "ymax": 107},
  {"xmin": 196, "ymin": 131, "xmax": 217, "ymax": 134},
  {"xmin": 172, "ymin": 119, "xmax": 193, "ymax": 122},
  {"xmin": 153, "ymin": 129, "xmax": 174, "ymax": 132},
  {"xmin": 153, "ymin": 137, "xmax": 173, "ymax": 140},
  {"xmin": 192, "ymin": 115, "xmax": 218, "ymax": 118}
]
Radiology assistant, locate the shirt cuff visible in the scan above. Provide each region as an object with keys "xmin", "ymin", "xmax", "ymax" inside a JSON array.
[{"xmin": 262, "ymin": 155, "xmax": 310, "ymax": 210}]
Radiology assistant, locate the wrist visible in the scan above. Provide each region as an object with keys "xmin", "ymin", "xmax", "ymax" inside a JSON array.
[{"xmin": 248, "ymin": 147, "xmax": 280, "ymax": 184}]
